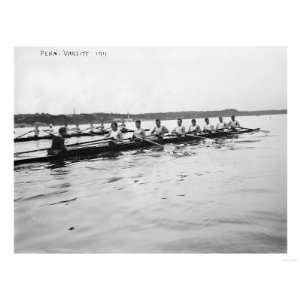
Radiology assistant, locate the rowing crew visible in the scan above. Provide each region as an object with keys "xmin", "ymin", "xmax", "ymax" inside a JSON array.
[
  {"xmin": 32, "ymin": 122, "xmax": 107, "ymax": 138},
  {"xmin": 106, "ymin": 115, "xmax": 241, "ymax": 141},
  {"xmin": 48, "ymin": 116, "xmax": 241, "ymax": 154}
]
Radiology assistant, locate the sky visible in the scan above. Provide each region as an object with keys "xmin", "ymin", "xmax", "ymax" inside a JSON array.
[{"xmin": 15, "ymin": 47, "xmax": 286, "ymax": 115}]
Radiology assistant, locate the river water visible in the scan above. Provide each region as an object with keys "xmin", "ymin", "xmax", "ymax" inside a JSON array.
[{"xmin": 14, "ymin": 115, "xmax": 287, "ymax": 253}]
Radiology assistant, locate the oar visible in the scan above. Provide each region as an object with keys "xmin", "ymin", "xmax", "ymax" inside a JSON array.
[
  {"xmin": 41, "ymin": 129, "xmax": 56, "ymax": 136},
  {"xmin": 81, "ymin": 127, "xmax": 95, "ymax": 133},
  {"xmin": 14, "ymin": 137, "xmax": 112, "ymax": 155},
  {"xmin": 15, "ymin": 129, "xmax": 33, "ymax": 139},
  {"xmin": 239, "ymin": 127, "xmax": 268, "ymax": 133},
  {"xmin": 134, "ymin": 137, "xmax": 164, "ymax": 150},
  {"xmin": 185, "ymin": 133, "xmax": 206, "ymax": 139}
]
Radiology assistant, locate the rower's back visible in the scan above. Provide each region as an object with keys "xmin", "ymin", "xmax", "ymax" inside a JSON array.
[{"xmin": 48, "ymin": 127, "xmax": 67, "ymax": 155}]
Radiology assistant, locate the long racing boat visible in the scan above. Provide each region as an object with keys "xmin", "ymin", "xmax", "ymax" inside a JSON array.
[
  {"xmin": 14, "ymin": 128, "xmax": 138, "ymax": 143},
  {"xmin": 14, "ymin": 128, "xmax": 260, "ymax": 166}
]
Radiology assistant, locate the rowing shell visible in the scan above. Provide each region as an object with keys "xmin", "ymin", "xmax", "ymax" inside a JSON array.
[
  {"xmin": 14, "ymin": 128, "xmax": 260, "ymax": 166},
  {"xmin": 14, "ymin": 128, "xmax": 138, "ymax": 143}
]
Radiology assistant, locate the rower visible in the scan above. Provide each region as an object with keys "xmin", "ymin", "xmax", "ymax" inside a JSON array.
[
  {"xmin": 132, "ymin": 119, "xmax": 146, "ymax": 139},
  {"xmin": 228, "ymin": 115, "xmax": 241, "ymax": 130},
  {"xmin": 98, "ymin": 121, "xmax": 105, "ymax": 132},
  {"xmin": 64, "ymin": 123, "xmax": 69, "ymax": 134},
  {"xmin": 48, "ymin": 123, "xmax": 54, "ymax": 134},
  {"xmin": 107, "ymin": 121, "xmax": 123, "ymax": 141},
  {"xmin": 216, "ymin": 116, "xmax": 226, "ymax": 130},
  {"xmin": 172, "ymin": 118, "xmax": 185, "ymax": 136},
  {"xmin": 73, "ymin": 123, "xmax": 81, "ymax": 134},
  {"xmin": 119, "ymin": 120, "xmax": 127, "ymax": 133},
  {"xmin": 89, "ymin": 123, "xmax": 94, "ymax": 132},
  {"xmin": 95, "ymin": 121, "xmax": 105, "ymax": 132},
  {"xmin": 188, "ymin": 118, "xmax": 201, "ymax": 134},
  {"xmin": 33, "ymin": 124, "xmax": 39, "ymax": 137},
  {"xmin": 203, "ymin": 118, "xmax": 215, "ymax": 132},
  {"xmin": 151, "ymin": 119, "xmax": 169, "ymax": 138},
  {"xmin": 48, "ymin": 127, "xmax": 67, "ymax": 155},
  {"xmin": 120, "ymin": 120, "xmax": 126, "ymax": 128}
]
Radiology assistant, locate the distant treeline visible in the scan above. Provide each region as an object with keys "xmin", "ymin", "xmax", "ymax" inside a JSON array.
[{"xmin": 14, "ymin": 109, "xmax": 287, "ymax": 127}]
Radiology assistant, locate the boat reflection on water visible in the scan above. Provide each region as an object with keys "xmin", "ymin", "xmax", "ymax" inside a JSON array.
[{"xmin": 48, "ymin": 160, "xmax": 68, "ymax": 170}]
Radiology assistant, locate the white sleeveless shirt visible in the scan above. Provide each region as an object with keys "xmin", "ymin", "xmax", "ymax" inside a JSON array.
[
  {"xmin": 133, "ymin": 128, "xmax": 146, "ymax": 139},
  {"xmin": 173, "ymin": 126, "xmax": 185, "ymax": 135},
  {"xmin": 152, "ymin": 125, "xmax": 168, "ymax": 136},
  {"xmin": 203, "ymin": 124, "xmax": 215, "ymax": 131},
  {"xmin": 188, "ymin": 125, "xmax": 200, "ymax": 132},
  {"xmin": 109, "ymin": 129, "xmax": 123, "ymax": 140}
]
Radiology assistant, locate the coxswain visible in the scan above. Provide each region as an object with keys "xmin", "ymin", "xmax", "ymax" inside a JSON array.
[
  {"xmin": 48, "ymin": 127, "xmax": 67, "ymax": 155},
  {"xmin": 228, "ymin": 115, "xmax": 241, "ymax": 130},
  {"xmin": 107, "ymin": 121, "xmax": 123, "ymax": 141},
  {"xmin": 216, "ymin": 116, "xmax": 227, "ymax": 130},
  {"xmin": 172, "ymin": 118, "xmax": 185, "ymax": 136},
  {"xmin": 151, "ymin": 119, "xmax": 169, "ymax": 138},
  {"xmin": 132, "ymin": 120, "xmax": 146, "ymax": 140},
  {"xmin": 188, "ymin": 119, "xmax": 201, "ymax": 134},
  {"xmin": 33, "ymin": 124, "xmax": 39, "ymax": 137},
  {"xmin": 203, "ymin": 118, "xmax": 215, "ymax": 132}
]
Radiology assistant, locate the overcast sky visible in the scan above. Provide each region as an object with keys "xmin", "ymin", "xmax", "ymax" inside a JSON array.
[{"xmin": 15, "ymin": 47, "xmax": 286, "ymax": 115}]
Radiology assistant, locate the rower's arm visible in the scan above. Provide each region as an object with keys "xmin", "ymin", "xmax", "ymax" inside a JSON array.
[{"xmin": 163, "ymin": 126, "xmax": 169, "ymax": 134}]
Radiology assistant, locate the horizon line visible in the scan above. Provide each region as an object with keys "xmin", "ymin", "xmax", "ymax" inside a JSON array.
[{"xmin": 14, "ymin": 108, "xmax": 287, "ymax": 116}]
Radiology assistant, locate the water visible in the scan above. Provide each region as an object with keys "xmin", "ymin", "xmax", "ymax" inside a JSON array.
[{"xmin": 14, "ymin": 115, "xmax": 287, "ymax": 253}]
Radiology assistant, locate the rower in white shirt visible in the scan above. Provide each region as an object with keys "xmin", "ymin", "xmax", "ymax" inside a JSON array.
[
  {"xmin": 132, "ymin": 119, "xmax": 146, "ymax": 139},
  {"xmin": 64, "ymin": 124, "xmax": 69, "ymax": 134},
  {"xmin": 44, "ymin": 123, "xmax": 54, "ymax": 135},
  {"xmin": 172, "ymin": 118, "xmax": 185, "ymax": 136},
  {"xmin": 120, "ymin": 120, "xmax": 126, "ymax": 130},
  {"xmin": 203, "ymin": 118, "xmax": 215, "ymax": 132},
  {"xmin": 73, "ymin": 123, "xmax": 81, "ymax": 134},
  {"xmin": 228, "ymin": 115, "xmax": 241, "ymax": 130},
  {"xmin": 188, "ymin": 119, "xmax": 201, "ymax": 134},
  {"xmin": 216, "ymin": 116, "xmax": 227, "ymax": 130},
  {"xmin": 96, "ymin": 121, "xmax": 105, "ymax": 132},
  {"xmin": 107, "ymin": 121, "xmax": 123, "ymax": 141},
  {"xmin": 48, "ymin": 123, "xmax": 54, "ymax": 134},
  {"xmin": 151, "ymin": 119, "xmax": 169, "ymax": 138},
  {"xmin": 33, "ymin": 124, "xmax": 40, "ymax": 137},
  {"xmin": 89, "ymin": 123, "xmax": 94, "ymax": 132}
]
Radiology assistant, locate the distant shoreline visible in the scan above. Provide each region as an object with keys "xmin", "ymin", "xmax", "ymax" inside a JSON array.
[{"xmin": 14, "ymin": 109, "xmax": 287, "ymax": 127}]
